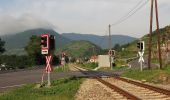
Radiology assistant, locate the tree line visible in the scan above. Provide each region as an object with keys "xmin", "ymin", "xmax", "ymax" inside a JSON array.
[{"xmin": 0, "ymin": 35, "xmax": 69, "ymax": 70}]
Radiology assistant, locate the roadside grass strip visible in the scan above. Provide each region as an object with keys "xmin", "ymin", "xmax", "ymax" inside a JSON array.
[
  {"xmin": 0, "ymin": 77, "xmax": 83, "ymax": 100},
  {"xmin": 54, "ymin": 64, "xmax": 69, "ymax": 72}
]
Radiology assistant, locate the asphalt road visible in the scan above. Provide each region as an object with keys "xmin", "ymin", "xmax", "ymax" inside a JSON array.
[
  {"xmin": 0, "ymin": 68, "xmax": 121, "ymax": 92},
  {"xmin": 129, "ymin": 56, "xmax": 159, "ymax": 69}
]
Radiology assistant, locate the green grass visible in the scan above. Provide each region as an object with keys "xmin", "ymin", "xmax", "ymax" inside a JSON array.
[
  {"xmin": 0, "ymin": 77, "xmax": 83, "ymax": 100},
  {"xmin": 115, "ymin": 59, "xmax": 127, "ymax": 67},
  {"xmin": 97, "ymin": 66, "xmax": 128, "ymax": 71},
  {"xmin": 122, "ymin": 69, "xmax": 162, "ymax": 82},
  {"xmin": 80, "ymin": 62, "xmax": 98, "ymax": 70},
  {"xmin": 54, "ymin": 64, "xmax": 69, "ymax": 72},
  {"xmin": 121, "ymin": 64, "xmax": 170, "ymax": 84}
]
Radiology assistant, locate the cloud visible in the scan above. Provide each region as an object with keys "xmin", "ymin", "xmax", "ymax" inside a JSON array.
[
  {"xmin": 0, "ymin": 0, "xmax": 169, "ymax": 37},
  {"xmin": 0, "ymin": 14, "xmax": 57, "ymax": 35}
]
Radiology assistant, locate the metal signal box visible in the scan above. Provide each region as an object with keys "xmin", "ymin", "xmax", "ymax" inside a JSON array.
[
  {"xmin": 108, "ymin": 50, "xmax": 115, "ymax": 56},
  {"xmin": 49, "ymin": 35, "xmax": 55, "ymax": 51},
  {"xmin": 41, "ymin": 34, "xmax": 49, "ymax": 55},
  {"xmin": 137, "ymin": 41, "xmax": 145, "ymax": 51},
  {"xmin": 41, "ymin": 34, "xmax": 56, "ymax": 55}
]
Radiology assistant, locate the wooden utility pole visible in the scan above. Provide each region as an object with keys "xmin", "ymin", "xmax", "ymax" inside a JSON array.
[
  {"xmin": 148, "ymin": 0, "xmax": 162, "ymax": 69},
  {"xmin": 148, "ymin": 0, "xmax": 154, "ymax": 69},
  {"xmin": 109, "ymin": 24, "xmax": 112, "ymax": 69},
  {"xmin": 155, "ymin": 0, "xmax": 162, "ymax": 69}
]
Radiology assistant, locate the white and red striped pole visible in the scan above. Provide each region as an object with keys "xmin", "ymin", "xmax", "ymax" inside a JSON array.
[{"xmin": 45, "ymin": 55, "xmax": 52, "ymax": 86}]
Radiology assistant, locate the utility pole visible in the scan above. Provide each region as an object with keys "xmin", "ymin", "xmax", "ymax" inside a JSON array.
[
  {"xmin": 155, "ymin": 0, "xmax": 162, "ymax": 69},
  {"xmin": 148, "ymin": 0, "xmax": 154, "ymax": 69},
  {"xmin": 109, "ymin": 24, "xmax": 112, "ymax": 69},
  {"xmin": 148, "ymin": 0, "xmax": 162, "ymax": 69}
]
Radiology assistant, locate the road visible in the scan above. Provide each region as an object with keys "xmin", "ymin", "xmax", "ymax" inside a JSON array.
[
  {"xmin": 0, "ymin": 67, "xmax": 120, "ymax": 92},
  {"xmin": 129, "ymin": 56, "xmax": 159, "ymax": 69}
]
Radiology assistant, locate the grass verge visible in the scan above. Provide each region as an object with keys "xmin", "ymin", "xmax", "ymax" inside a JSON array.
[
  {"xmin": 80, "ymin": 62, "xmax": 98, "ymax": 70},
  {"xmin": 54, "ymin": 64, "xmax": 69, "ymax": 72},
  {"xmin": 122, "ymin": 69, "xmax": 161, "ymax": 81},
  {"xmin": 0, "ymin": 77, "xmax": 83, "ymax": 100},
  {"xmin": 122, "ymin": 66, "xmax": 170, "ymax": 84}
]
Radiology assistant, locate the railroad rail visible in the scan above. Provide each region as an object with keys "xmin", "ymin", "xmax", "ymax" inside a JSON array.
[
  {"xmin": 73, "ymin": 65, "xmax": 170, "ymax": 99},
  {"xmin": 116, "ymin": 77, "xmax": 170, "ymax": 96},
  {"xmin": 73, "ymin": 66, "xmax": 140, "ymax": 99}
]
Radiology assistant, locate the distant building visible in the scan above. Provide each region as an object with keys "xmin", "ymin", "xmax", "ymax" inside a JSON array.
[
  {"xmin": 98, "ymin": 55, "xmax": 113, "ymax": 68},
  {"xmin": 89, "ymin": 55, "xmax": 98, "ymax": 63}
]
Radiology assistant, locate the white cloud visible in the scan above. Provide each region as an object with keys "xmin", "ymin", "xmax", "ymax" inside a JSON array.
[
  {"xmin": 0, "ymin": 14, "xmax": 56, "ymax": 35},
  {"xmin": 0, "ymin": 0, "xmax": 169, "ymax": 37}
]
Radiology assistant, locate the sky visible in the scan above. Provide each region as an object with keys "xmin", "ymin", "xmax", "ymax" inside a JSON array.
[{"xmin": 0, "ymin": 0, "xmax": 169, "ymax": 38}]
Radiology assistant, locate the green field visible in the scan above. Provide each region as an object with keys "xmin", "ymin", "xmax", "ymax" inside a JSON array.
[
  {"xmin": 122, "ymin": 66, "xmax": 170, "ymax": 84},
  {"xmin": 0, "ymin": 77, "xmax": 83, "ymax": 100}
]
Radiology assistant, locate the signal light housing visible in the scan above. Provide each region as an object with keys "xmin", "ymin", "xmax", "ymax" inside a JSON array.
[
  {"xmin": 137, "ymin": 41, "xmax": 145, "ymax": 52},
  {"xmin": 108, "ymin": 50, "xmax": 115, "ymax": 56},
  {"xmin": 41, "ymin": 34, "xmax": 55, "ymax": 55},
  {"xmin": 49, "ymin": 35, "xmax": 55, "ymax": 51}
]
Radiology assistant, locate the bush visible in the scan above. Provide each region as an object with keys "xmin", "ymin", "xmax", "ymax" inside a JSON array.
[{"xmin": 0, "ymin": 55, "xmax": 33, "ymax": 69}]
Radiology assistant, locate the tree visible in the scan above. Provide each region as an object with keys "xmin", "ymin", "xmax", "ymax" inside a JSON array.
[
  {"xmin": 113, "ymin": 44, "xmax": 121, "ymax": 51},
  {"xmin": 0, "ymin": 38, "xmax": 5, "ymax": 54},
  {"xmin": 25, "ymin": 35, "xmax": 44, "ymax": 65}
]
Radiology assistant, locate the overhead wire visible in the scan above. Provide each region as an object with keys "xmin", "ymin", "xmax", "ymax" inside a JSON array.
[
  {"xmin": 111, "ymin": 0, "xmax": 149, "ymax": 26},
  {"xmin": 97, "ymin": 0, "xmax": 150, "ymax": 52}
]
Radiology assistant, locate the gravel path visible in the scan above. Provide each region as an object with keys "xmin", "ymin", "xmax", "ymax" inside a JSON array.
[{"xmin": 75, "ymin": 78, "xmax": 127, "ymax": 100}]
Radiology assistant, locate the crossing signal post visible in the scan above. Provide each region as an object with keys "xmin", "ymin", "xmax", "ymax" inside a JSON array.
[
  {"xmin": 137, "ymin": 41, "xmax": 145, "ymax": 71},
  {"xmin": 108, "ymin": 50, "xmax": 115, "ymax": 68},
  {"xmin": 61, "ymin": 52, "xmax": 66, "ymax": 65},
  {"xmin": 41, "ymin": 34, "xmax": 55, "ymax": 86}
]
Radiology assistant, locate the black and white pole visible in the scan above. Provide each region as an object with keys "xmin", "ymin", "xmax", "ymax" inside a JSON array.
[
  {"xmin": 138, "ymin": 51, "xmax": 144, "ymax": 71},
  {"xmin": 137, "ymin": 41, "xmax": 145, "ymax": 71}
]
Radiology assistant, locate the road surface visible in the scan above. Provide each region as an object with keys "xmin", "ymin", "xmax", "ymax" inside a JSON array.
[{"xmin": 0, "ymin": 67, "xmax": 120, "ymax": 92}]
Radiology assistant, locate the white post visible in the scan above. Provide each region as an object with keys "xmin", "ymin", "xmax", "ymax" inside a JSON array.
[
  {"xmin": 47, "ymin": 72, "xmax": 51, "ymax": 86},
  {"xmin": 140, "ymin": 60, "xmax": 143, "ymax": 71},
  {"xmin": 139, "ymin": 51, "xmax": 144, "ymax": 71}
]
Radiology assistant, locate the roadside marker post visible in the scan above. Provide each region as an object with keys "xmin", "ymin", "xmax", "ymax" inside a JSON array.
[
  {"xmin": 45, "ymin": 55, "xmax": 52, "ymax": 86},
  {"xmin": 108, "ymin": 50, "xmax": 115, "ymax": 69}
]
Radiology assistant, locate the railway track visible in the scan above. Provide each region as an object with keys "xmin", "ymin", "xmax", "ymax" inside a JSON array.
[{"xmin": 73, "ymin": 66, "xmax": 170, "ymax": 99}]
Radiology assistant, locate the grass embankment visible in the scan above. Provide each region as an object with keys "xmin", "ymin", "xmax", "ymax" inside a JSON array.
[
  {"xmin": 54, "ymin": 64, "xmax": 69, "ymax": 72},
  {"xmin": 80, "ymin": 62, "xmax": 98, "ymax": 70},
  {"xmin": 97, "ymin": 66, "xmax": 128, "ymax": 71},
  {"xmin": 0, "ymin": 77, "xmax": 83, "ymax": 100},
  {"xmin": 122, "ymin": 65, "xmax": 170, "ymax": 84}
]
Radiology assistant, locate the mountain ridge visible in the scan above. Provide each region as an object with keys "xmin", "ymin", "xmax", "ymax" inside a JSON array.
[
  {"xmin": 62, "ymin": 33, "xmax": 137, "ymax": 49},
  {"xmin": 1, "ymin": 28, "xmax": 71, "ymax": 50}
]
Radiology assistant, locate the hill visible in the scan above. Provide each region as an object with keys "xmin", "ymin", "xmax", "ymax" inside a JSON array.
[
  {"xmin": 62, "ymin": 33, "xmax": 137, "ymax": 49},
  {"xmin": 1, "ymin": 28, "xmax": 71, "ymax": 55},
  {"xmin": 117, "ymin": 25, "xmax": 170, "ymax": 59},
  {"xmin": 56, "ymin": 40, "xmax": 103, "ymax": 58}
]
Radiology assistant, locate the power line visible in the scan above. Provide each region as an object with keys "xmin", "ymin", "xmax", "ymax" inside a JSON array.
[
  {"xmin": 111, "ymin": 0, "xmax": 149, "ymax": 26},
  {"xmin": 111, "ymin": 0, "xmax": 144, "ymax": 25}
]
